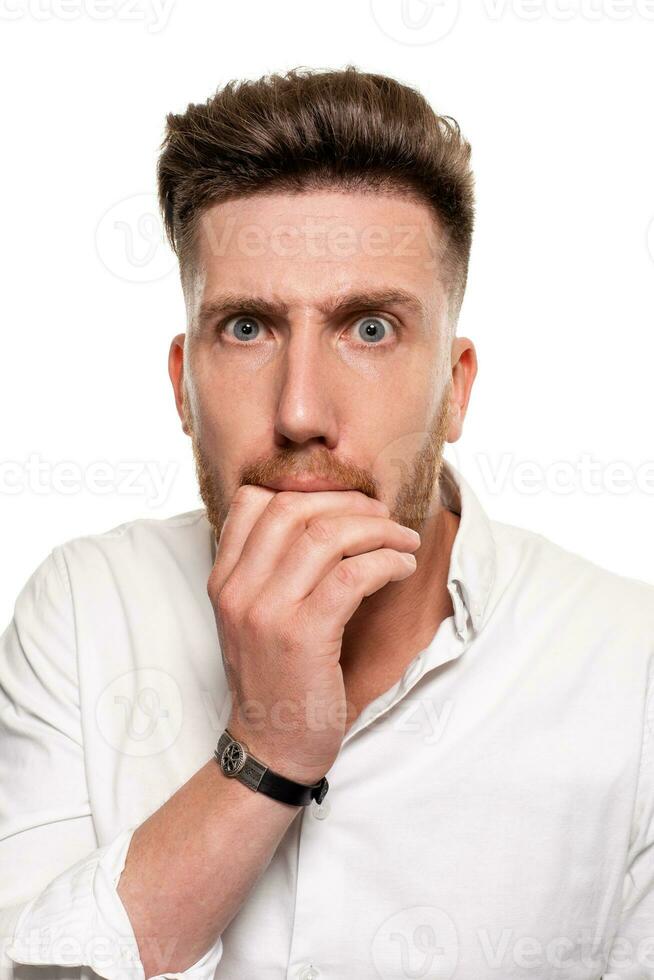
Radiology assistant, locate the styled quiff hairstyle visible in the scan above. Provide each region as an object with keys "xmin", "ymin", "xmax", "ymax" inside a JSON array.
[{"xmin": 157, "ymin": 65, "xmax": 475, "ymax": 326}]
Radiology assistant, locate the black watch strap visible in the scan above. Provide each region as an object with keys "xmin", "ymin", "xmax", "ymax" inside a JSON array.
[{"xmin": 214, "ymin": 728, "xmax": 329, "ymax": 807}]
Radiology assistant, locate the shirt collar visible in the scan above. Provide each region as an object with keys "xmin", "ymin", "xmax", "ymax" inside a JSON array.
[{"xmin": 439, "ymin": 457, "xmax": 497, "ymax": 642}]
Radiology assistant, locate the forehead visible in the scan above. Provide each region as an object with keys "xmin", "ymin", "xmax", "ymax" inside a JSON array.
[{"xmin": 190, "ymin": 189, "xmax": 448, "ymax": 318}]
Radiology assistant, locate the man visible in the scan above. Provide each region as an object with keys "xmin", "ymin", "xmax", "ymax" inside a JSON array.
[{"xmin": 1, "ymin": 65, "xmax": 652, "ymax": 980}]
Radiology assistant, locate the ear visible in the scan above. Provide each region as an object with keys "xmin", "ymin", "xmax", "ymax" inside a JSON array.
[
  {"xmin": 168, "ymin": 333, "xmax": 190, "ymax": 435},
  {"xmin": 446, "ymin": 337, "xmax": 478, "ymax": 442}
]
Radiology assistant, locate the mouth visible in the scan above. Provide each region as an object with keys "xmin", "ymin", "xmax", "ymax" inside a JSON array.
[{"xmin": 262, "ymin": 476, "xmax": 353, "ymax": 492}]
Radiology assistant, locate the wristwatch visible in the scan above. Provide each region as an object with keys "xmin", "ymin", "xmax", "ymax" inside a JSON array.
[{"xmin": 214, "ymin": 728, "xmax": 329, "ymax": 807}]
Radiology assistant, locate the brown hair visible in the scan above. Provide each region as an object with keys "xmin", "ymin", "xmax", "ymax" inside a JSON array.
[{"xmin": 157, "ymin": 65, "xmax": 475, "ymax": 325}]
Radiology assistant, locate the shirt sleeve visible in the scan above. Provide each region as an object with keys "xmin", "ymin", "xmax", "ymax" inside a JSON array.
[
  {"xmin": 0, "ymin": 547, "xmax": 224, "ymax": 980},
  {"xmin": 604, "ymin": 658, "xmax": 654, "ymax": 980}
]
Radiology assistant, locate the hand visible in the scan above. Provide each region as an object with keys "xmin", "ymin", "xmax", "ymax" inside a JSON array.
[{"xmin": 208, "ymin": 485, "xmax": 421, "ymax": 784}]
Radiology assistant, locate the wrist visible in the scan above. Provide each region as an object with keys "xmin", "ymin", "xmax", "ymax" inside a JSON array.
[
  {"xmin": 224, "ymin": 721, "xmax": 326, "ymax": 785},
  {"xmin": 217, "ymin": 724, "xmax": 329, "ymax": 807}
]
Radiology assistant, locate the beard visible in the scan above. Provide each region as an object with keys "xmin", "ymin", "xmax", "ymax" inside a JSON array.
[{"xmin": 183, "ymin": 383, "xmax": 452, "ymax": 548}]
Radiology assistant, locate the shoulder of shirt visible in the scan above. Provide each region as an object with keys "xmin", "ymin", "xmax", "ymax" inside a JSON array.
[
  {"xmin": 13, "ymin": 508, "xmax": 209, "ymax": 600},
  {"xmin": 48, "ymin": 506, "xmax": 213, "ymax": 577},
  {"xmin": 55, "ymin": 506, "xmax": 210, "ymax": 544},
  {"xmin": 485, "ymin": 515, "xmax": 654, "ymax": 637}
]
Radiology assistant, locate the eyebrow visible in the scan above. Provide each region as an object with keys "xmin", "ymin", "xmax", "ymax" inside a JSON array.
[{"xmin": 196, "ymin": 287, "xmax": 427, "ymax": 332}]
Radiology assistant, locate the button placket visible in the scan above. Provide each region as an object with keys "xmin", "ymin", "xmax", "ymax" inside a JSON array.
[{"xmin": 287, "ymin": 787, "xmax": 344, "ymax": 977}]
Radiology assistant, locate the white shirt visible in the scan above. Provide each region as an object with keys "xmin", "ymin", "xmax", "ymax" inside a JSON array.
[{"xmin": 1, "ymin": 459, "xmax": 653, "ymax": 980}]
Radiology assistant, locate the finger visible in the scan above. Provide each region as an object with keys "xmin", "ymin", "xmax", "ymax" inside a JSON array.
[
  {"xmin": 302, "ymin": 548, "xmax": 418, "ymax": 641},
  {"xmin": 209, "ymin": 484, "xmax": 277, "ymax": 594},
  {"xmin": 265, "ymin": 515, "xmax": 420, "ymax": 605},
  {"xmin": 225, "ymin": 489, "xmax": 390, "ymax": 600}
]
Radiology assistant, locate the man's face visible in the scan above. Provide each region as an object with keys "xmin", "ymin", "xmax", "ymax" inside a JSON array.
[{"xmin": 170, "ymin": 189, "xmax": 459, "ymax": 543}]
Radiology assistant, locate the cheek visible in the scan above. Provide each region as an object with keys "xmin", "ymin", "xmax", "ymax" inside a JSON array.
[
  {"xmin": 370, "ymin": 426, "xmax": 435, "ymax": 493},
  {"xmin": 199, "ymin": 402, "xmax": 262, "ymax": 457},
  {"xmin": 357, "ymin": 391, "xmax": 433, "ymax": 495},
  {"xmin": 362, "ymin": 375, "xmax": 438, "ymax": 489},
  {"xmin": 196, "ymin": 394, "xmax": 272, "ymax": 472}
]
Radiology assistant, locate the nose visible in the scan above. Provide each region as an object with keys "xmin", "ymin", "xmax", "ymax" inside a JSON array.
[{"xmin": 273, "ymin": 327, "xmax": 339, "ymax": 449}]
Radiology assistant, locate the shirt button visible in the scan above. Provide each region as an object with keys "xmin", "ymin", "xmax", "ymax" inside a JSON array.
[
  {"xmin": 298, "ymin": 965, "xmax": 320, "ymax": 979},
  {"xmin": 312, "ymin": 796, "xmax": 331, "ymax": 820}
]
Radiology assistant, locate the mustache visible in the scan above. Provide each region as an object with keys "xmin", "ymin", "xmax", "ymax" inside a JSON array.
[{"xmin": 239, "ymin": 450, "xmax": 379, "ymax": 498}]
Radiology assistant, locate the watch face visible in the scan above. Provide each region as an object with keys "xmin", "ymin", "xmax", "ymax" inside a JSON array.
[{"xmin": 221, "ymin": 739, "xmax": 246, "ymax": 776}]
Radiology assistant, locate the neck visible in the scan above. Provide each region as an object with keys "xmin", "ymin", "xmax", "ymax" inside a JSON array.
[{"xmin": 339, "ymin": 501, "xmax": 460, "ymax": 679}]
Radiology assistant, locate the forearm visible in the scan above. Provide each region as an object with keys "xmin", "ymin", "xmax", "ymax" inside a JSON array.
[{"xmin": 116, "ymin": 756, "xmax": 300, "ymax": 979}]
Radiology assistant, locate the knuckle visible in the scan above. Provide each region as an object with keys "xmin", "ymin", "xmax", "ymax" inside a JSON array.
[
  {"xmin": 230, "ymin": 484, "xmax": 273, "ymax": 514},
  {"xmin": 333, "ymin": 558, "xmax": 359, "ymax": 590},
  {"xmin": 267, "ymin": 491, "xmax": 299, "ymax": 518},
  {"xmin": 305, "ymin": 517, "xmax": 332, "ymax": 544},
  {"xmin": 215, "ymin": 580, "xmax": 240, "ymax": 618},
  {"xmin": 208, "ymin": 569, "xmax": 225, "ymax": 604},
  {"xmin": 243, "ymin": 598, "xmax": 271, "ymax": 634},
  {"xmin": 232, "ymin": 484, "xmax": 260, "ymax": 505},
  {"xmin": 277, "ymin": 618, "xmax": 302, "ymax": 654}
]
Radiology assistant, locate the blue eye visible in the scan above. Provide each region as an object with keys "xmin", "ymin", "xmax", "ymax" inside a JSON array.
[
  {"xmin": 219, "ymin": 313, "xmax": 395, "ymax": 347},
  {"xmin": 356, "ymin": 316, "xmax": 393, "ymax": 344},
  {"xmin": 226, "ymin": 315, "xmax": 261, "ymax": 342}
]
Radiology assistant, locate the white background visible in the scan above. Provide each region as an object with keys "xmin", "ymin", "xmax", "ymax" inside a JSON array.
[{"xmin": 1, "ymin": 0, "xmax": 653, "ymax": 624}]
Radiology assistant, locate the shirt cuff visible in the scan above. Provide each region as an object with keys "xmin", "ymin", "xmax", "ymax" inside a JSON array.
[{"xmin": 5, "ymin": 825, "xmax": 224, "ymax": 980}]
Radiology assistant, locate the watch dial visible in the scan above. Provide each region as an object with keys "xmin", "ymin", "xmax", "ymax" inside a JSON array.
[{"xmin": 221, "ymin": 740, "xmax": 246, "ymax": 775}]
